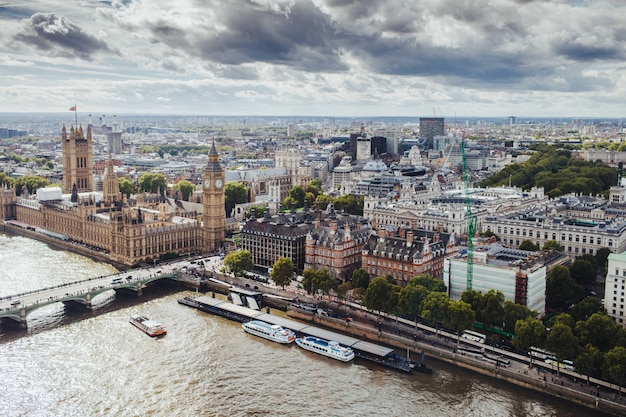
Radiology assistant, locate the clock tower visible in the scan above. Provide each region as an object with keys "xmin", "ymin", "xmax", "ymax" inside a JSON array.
[{"xmin": 202, "ymin": 140, "xmax": 226, "ymax": 252}]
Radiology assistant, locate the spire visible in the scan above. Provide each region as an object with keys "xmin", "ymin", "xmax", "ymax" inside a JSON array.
[{"xmin": 205, "ymin": 138, "xmax": 222, "ymax": 172}]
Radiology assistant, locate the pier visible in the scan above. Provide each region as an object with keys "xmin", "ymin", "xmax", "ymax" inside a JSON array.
[{"xmin": 178, "ymin": 295, "xmax": 428, "ymax": 373}]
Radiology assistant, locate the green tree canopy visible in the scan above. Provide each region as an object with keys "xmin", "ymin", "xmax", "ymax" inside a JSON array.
[
  {"xmin": 398, "ymin": 284, "xmax": 428, "ymax": 327},
  {"xmin": 13, "ymin": 175, "xmax": 49, "ymax": 196},
  {"xmin": 363, "ymin": 276, "xmax": 397, "ymax": 314},
  {"xmin": 503, "ymin": 300, "xmax": 535, "ymax": 333},
  {"xmin": 409, "ymin": 274, "xmax": 447, "ymax": 293},
  {"xmin": 570, "ymin": 297, "xmax": 604, "ymax": 322},
  {"xmin": 270, "ymin": 257, "xmax": 295, "ymax": 289},
  {"xmin": 514, "ymin": 317, "xmax": 547, "ymax": 366},
  {"xmin": 288, "ymin": 186, "xmax": 306, "ymax": 208},
  {"xmin": 225, "ymin": 182, "xmax": 248, "ymax": 217},
  {"xmin": 421, "ymin": 292, "xmax": 449, "ymax": 335},
  {"xmin": 173, "ymin": 179, "xmax": 196, "ymax": 201},
  {"xmin": 446, "ymin": 300, "xmax": 476, "ymax": 347},
  {"xmin": 223, "ymin": 250, "xmax": 253, "ymax": 278},
  {"xmin": 351, "ymin": 268, "xmax": 371, "ymax": 290},
  {"xmin": 138, "ymin": 173, "xmax": 167, "ymax": 194},
  {"xmin": 542, "ymin": 240, "xmax": 563, "ymax": 251},
  {"xmin": 546, "ymin": 265, "xmax": 583, "ymax": 310},
  {"xmin": 519, "ymin": 240, "xmax": 540, "ymax": 251},
  {"xmin": 575, "ymin": 312, "xmax": 620, "ymax": 352},
  {"xmin": 118, "ymin": 177, "xmax": 135, "ymax": 198},
  {"xmin": 575, "ymin": 344, "xmax": 604, "ymax": 385},
  {"xmin": 603, "ymin": 346, "xmax": 626, "ymax": 395},
  {"xmin": 547, "ymin": 323, "xmax": 579, "ymax": 377},
  {"xmin": 570, "ymin": 258, "xmax": 595, "ymax": 286},
  {"xmin": 301, "ymin": 268, "xmax": 338, "ymax": 296}
]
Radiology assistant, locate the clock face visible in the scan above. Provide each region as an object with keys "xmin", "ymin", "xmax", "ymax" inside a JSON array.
[
  {"xmin": 215, "ymin": 179, "xmax": 223, "ymax": 188},
  {"xmin": 204, "ymin": 179, "xmax": 210, "ymax": 189}
]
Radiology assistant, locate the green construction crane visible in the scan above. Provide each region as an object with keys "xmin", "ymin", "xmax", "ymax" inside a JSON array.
[{"xmin": 461, "ymin": 140, "xmax": 476, "ymax": 290}]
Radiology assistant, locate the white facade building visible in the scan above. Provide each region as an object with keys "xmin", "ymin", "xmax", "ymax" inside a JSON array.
[
  {"xmin": 443, "ymin": 245, "xmax": 553, "ymax": 316},
  {"xmin": 605, "ymin": 252, "xmax": 626, "ymax": 327}
]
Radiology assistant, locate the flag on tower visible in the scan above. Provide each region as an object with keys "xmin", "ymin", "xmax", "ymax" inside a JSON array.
[{"xmin": 69, "ymin": 106, "xmax": 76, "ymax": 111}]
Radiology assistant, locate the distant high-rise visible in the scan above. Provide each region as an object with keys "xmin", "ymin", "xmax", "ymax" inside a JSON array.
[
  {"xmin": 419, "ymin": 117, "xmax": 444, "ymax": 149},
  {"xmin": 509, "ymin": 116, "xmax": 517, "ymax": 126}
]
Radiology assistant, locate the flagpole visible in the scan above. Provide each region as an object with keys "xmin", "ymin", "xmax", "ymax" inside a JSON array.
[{"xmin": 74, "ymin": 104, "xmax": 77, "ymax": 127}]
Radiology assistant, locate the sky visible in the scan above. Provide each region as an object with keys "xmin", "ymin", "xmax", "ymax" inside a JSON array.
[{"xmin": 0, "ymin": 0, "xmax": 625, "ymax": 118}]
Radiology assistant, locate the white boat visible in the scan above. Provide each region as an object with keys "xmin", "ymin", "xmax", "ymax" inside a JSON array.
[
  {"xmin": 130, "ymin": 314, "xmax": 167, "ymax": 337},
  {"xmin": 242, "ymin": 320, "xmax": 296, "ymax": 344},
  {"xmin": 295, "ymin": 336, "xmax": 355, "ymax": 362}
]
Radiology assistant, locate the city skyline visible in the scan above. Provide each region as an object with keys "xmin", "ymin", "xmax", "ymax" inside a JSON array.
[{"xmin": 0, "ymin": 0, "xmax": 625, "ymax": 118}]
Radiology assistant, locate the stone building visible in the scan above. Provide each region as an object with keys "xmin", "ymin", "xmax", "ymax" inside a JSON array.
[
  {"xmin": 0, "ymin": 127, "xmax": 226, "ymax": 266},
  {"xmin": 241, "ymin": 206, "xmax": 369, "ymax": 275},
  {"xmin": 304, "ymin": 215, "xmax": 371, "ymax": 282},
  {"xmin": 361, "ymin": 227, "xmax": 457, "ymax": 284},
  {"xmin": 605, "ymin": 252, "xmax": 626, "ymax": 327}
]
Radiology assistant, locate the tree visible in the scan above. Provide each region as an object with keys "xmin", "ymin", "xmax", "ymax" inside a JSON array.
[
  {"xmin": 173, "ymin": 179, "xmax": 196, "ymax": 201},
  {"xmin": 514, "ymin": 317, "xmax": 547, "ymax": 367},
  {"xmin": 287, "ymin": 186, "xmax": 306, "ymax": 208},
  {"xmin": 519, "ymin": 240, "xmax": 540, "ymax": 251},
  {"xmin": 548, "ymin": 313, "xmax": 576, "ymax": 330},
  {"xmin": 503, "ymin": 301, "xmax": 534, "ymax": 333},
  {"xmin": 13, "ymin": 175, "xmax": 49, "ymax": 195},
  {"xmin": 409, "ymin": 274, "xmax": 446, "ymax": 293},
  {"xmin": 351, "ymin": 268, "xmax": 370, "ymax": 291},
  {"xmin": 603, "ymin": 346, "xmax": 626, "ymax": 396},
  {"xmin": 575, "ymin": 344, "xmax": 604, "ymax": 386},
  {"xmin": 398, "ymin": 284, "xmax": 428, "ymax": 329},
  {"xmin": 118, "ymin": 177, "xmax": 135, "ymax": 198},
  {"xmin": 138, "ymin": 173, "xmax": 167, "ymax": 194},
  {"xmin": 595, "ymin": 247, "xmax": 611, "ymax": 270},
  {"xmin": 333, "ymin": 194, "xmax": 364, "ymax": 215},
  {"xmin": 223, "ymin": 250, "xmax": 253, "ymax": 278},
  {"xmin": 270, "ymin": 257, "xmax": 294, "ymax": 289},
  {"xmin": 363, "ymin": 277, "xmax": 395, "ymax": 315},
  {"xmin": 480, "ymin": 290, "xmax": 505, "ymax": 329},
  {"xmin": 314, "ymin": 194, "xmax": 333, "ymax": 210},
  {"xmin": 301, "ymin": 268, "xmax": 337, "ymax": 296},
  {"xmin": 546, "ymin": 265, "xmax": 582, "ymax": 310},
  {"xmin": 542, "ymin": 240, "xmax": 563, "ymax": 251},
  {"xmin": 546, "ymin": 323, "xmax": 578, "ymax": 377},
  {"xmin": 575, "ymin": 312, "xmax": 620, "ymax": 352},
  {"xmin": 446, "ymin": 300, "xmax": 476, "ymax": 348},
  {"xmin": 570, "ymin": 258, "xmax": 595, "ymax": 286},
  {"xmin": 570, "ymin": 297, "xmax": 603, "ymax": 322},
  {"xmin": 225, "ymin": 182, "xmax": 248, "ymax": 217},
  {"xmin": 281, "ymin": 196, "xmax": 297, "ymax": 211},
  {"xmin": 421, "ymin": 292, "xmax": 449, "ymax": 336}
]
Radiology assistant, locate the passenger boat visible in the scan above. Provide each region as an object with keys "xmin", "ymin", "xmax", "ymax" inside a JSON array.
[
  {"xmin": 242, "ymin": 320, "xmax": 296, "ymax": 344},
  {"xmin": 295, "ymin": 336, "xmax": 355, "ymax": 362},
  {"xmin": 129, "ymin": 314, "xmax": 167, "ymax": 337}
]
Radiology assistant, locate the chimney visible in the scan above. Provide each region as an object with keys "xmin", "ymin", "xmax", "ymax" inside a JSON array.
[
  {"xmin": 406, "ymin": 231, "xmax": 414, "ymax": 245},
  {"xmin": 378, "ymin": 228, "xmax": 387, "ymax": 239},
  {"xmin": 399, "ymin": 227, "xmax": 406, "ymax": 238},
  {"xmin": 314, "ymin": 218, "xmax": 320, "ymax": 228},
  {"xmin": 330, "ymin": 220, "xmax": 338, "ymax": 233}
]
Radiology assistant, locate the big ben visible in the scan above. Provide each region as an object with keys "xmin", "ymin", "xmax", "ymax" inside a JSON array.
[{"xmin": 202, "ymin": 140, "xmax": 226, "ymax": 252}]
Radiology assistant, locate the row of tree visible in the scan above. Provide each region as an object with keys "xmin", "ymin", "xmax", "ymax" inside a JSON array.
[{"xmin": 478, "ymin": 144, "xmax": 617, "ymax": 198}]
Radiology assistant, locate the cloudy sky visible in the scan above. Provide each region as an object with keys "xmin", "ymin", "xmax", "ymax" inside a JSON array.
[{"xmin": 0, "ymin": 0, "xmax": 624, "ymax": 118}]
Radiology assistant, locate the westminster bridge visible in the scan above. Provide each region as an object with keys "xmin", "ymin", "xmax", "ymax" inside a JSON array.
[{"xmin": 0, "ymin": 262, "xmax": 205, "ymax": 328}]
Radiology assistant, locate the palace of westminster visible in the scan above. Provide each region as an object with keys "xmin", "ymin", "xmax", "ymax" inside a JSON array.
[{"xmin": 0, "ymin": 124, "xmax": 226, "ymax": 266}]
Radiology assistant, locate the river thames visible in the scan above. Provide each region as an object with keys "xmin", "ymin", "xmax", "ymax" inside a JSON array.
[{"xmin": 0, "ymin": 232, "xmax": 603, "ymax": 417}]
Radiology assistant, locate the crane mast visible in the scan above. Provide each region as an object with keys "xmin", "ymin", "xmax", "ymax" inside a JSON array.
[{"xmin": 461, "ymin": 141, "xmax": 476, "ymax": 290}]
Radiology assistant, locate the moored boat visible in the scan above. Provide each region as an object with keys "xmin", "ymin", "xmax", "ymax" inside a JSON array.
[
  {"xmin": 295, "ymin": 336, "xmax": 355, "ymax": 362},
  {"xmin": 130, "ymin": 314, "xmax": 167, "ymax": 337},
  {"xmin": 242, "ymin": 320, "xmax": 296, "ymax": 344}
]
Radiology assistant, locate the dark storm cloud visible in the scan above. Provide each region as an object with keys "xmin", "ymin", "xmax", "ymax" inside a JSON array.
[
  {"xmin": 149, "ymin": 0, "xmax": 348, "ymax": 72},
  {"xmin": 12, "ymin": 12, "xmax": 113, "ymax": 60},
  {"xmin": 554, "ymin": 41, "xmax": 623, "ymax": 62}
]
